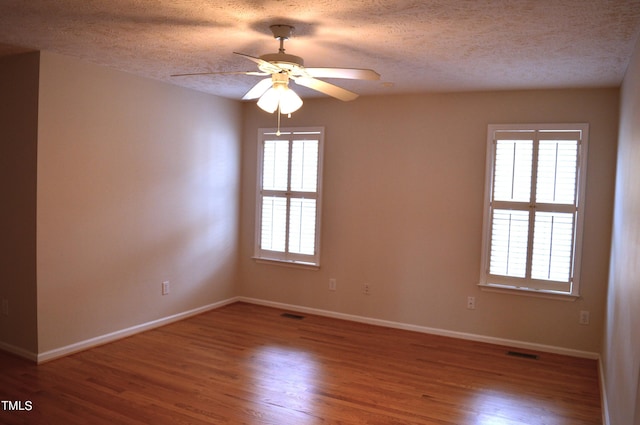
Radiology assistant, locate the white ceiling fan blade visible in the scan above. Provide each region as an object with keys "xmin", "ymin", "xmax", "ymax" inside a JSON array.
[
  {"xmin": 171, "ymin": 71, "xmax": 268, "ymax": 77},
  {"xmin": 233, "ymin": 52, "xmax": 282, "ymax": 74},
  {"xmin": 242, "ymin": 78, "xmax": 274, "ymax": 100},
  {"xmin": 303, "ymin": 68, "xmax": 380, "ymax": 80},
  {"xmin": 292, "ymin": 76, "xmax": 359, "ymax": 101}
]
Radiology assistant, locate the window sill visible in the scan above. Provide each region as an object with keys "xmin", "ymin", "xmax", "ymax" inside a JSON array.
[
  {"xmin": 253, "ymin": 257, "xmax": 320, "ymax": 271},
  {"xmin": 477, "ymin": 283, "xmax": 579, "ymax": 301}
]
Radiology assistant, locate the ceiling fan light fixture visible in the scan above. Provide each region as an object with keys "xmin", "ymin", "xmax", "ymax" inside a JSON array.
[
  {"xmin": 256, "ymin": 86, "xmax": 281, "ymax": 113},
  {"xmin": 256, "ymin": 76, "xmax": 303, "ymax": 114},
  {"xmin": 278, "ymin": 87, "xmax": 303, "ymax": 115}
]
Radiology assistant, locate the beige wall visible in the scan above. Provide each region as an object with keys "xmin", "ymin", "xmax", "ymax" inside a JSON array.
[
  {"xmin": 36, "ymin": 52, "xmax": 242, "ymax": 353},
  {"xmin": 0, "ymin": 52, "xmax": 40, "ymax": 354},
  {"xmin": 239, "ymin": 88, "xmax": 618, "ymax": 354},
  {"xmin": 603, "ymin": 35, "xmax": 640, "ymax": 425}
]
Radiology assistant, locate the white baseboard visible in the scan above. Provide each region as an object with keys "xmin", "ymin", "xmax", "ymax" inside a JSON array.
[
  {"xmin": 6, "ymin": 295, "xmax": 599, "ymax": 363},
  {"xmin": 599, "ymin": 357, "xmax": 610, "ymax": 425},
  {"xmin": 238, "ymin": 297, "xmax": 600, "ymax": 360},
  {"xmin": 36, "ymin": 297, "xmax": 240, "ymax": 363},
  {"xmin": 0, "ymin": 341, "xmax": 38, "ymax": 362}
]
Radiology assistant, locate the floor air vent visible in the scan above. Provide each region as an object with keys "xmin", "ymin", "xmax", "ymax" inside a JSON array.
[
  {"xmin": 507, "ymin": 350, "xmax": 539, "ymax": 360},
  {"xmin": 281, "ymin": 313, "xmax": 305, "ymax": 320}
]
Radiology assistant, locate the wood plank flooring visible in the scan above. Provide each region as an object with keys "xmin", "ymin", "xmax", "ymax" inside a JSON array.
[{"xmin": 0, "ymin": 302, "xmax": 602, "ymax": 424}]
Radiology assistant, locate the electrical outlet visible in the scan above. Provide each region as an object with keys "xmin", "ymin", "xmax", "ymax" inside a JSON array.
[
  {"xmin": 363, "ymin": 283, "xmax": 371, "ymax": 295},
  {"xmin": 329, "ymin": 278, "xmax": 337, "ymax": 291},
  {"xmin": 162, "ymin": 281, "xmax": 170, "ymax": 295},
  {"xmin": 1, "ymin": 299, "xmax": 8, "ymax": 316},
  {"xmin": 579, "ymin": 310, "xmax": 590, "ymax": 325},
  {"xmin": 467, "ymin": 296, "xmax": 476, "ymax": 310}
]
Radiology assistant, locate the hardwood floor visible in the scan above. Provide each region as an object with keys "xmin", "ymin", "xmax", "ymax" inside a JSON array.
[{"xmin": 0, "ymin": 302, "xmax": 601, "ymax": 424}]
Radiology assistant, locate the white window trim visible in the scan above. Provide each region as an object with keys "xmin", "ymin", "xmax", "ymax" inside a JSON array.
[
  {"xmin": 254, "ymin": 127, "xmax": 324, "ymax": 268},
  {"xmin": 478, "ymin": 123, "xmax": 589, "ymax": 300}
]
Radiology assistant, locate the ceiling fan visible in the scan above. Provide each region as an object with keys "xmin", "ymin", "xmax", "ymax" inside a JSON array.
[{"xmin": 172, "ymin": 24, "xmax": 380, "ymax": 114}]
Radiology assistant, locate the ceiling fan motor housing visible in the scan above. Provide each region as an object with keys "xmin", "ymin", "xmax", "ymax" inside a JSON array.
[{"xmin": 259, "ymin": 52, "xmax": 304, "ymax": 71}]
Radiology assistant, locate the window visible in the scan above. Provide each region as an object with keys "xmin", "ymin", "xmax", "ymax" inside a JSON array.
[
  {"xmin": 479, "ymin": 124, "xmax": 589, "ymax": 297},
  {"xmin": 254, "ymin": 127, "xmax": 324, "ymax": 267}
]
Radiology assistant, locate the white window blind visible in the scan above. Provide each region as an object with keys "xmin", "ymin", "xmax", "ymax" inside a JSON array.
[
  {"xmin": 480, "ymin": 124, "xmax": 588, "ymax": 296},
  {"xmin": 255, "ymin": 128, "xmax": 324, "ymax": 266}
]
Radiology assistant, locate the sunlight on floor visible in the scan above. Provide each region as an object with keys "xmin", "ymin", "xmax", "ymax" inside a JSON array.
[
  {"xmin": 466, "ymin": 389, "xmax": 561, "ymax": 425},
  {"xmin": 249, "ymin": 345, "xmax": 321, "ymax": 423}
]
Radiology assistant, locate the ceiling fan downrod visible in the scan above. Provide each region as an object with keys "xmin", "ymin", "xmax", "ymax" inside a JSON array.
[{"xmin": 270, "ymin": 24, "xmax": 294, "ymax": 54}]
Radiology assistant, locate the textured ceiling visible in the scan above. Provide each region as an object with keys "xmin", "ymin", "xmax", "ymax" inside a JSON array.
[{"xmin": 1, "ymin": 0, "xmax": 640, "ymax": 100}]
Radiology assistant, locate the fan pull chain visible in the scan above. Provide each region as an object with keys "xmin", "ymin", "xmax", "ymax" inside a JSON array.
[
  {"xmin": 276, "ymin": 107, "xmax": 281, "ymax": 136},
  {"xmin": 275, "ymin": 106, "xmax": 292, "ymax": 137}
]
